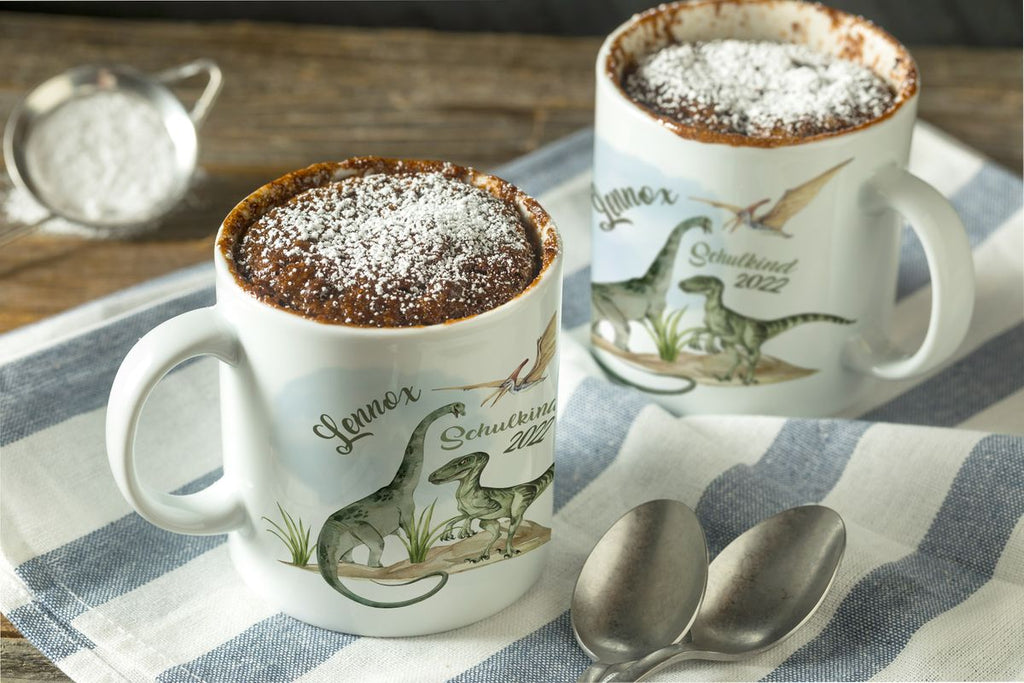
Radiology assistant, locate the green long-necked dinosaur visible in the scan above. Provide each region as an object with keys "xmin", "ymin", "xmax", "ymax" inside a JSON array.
[
  {"xmin": 678, "ymin": 275, "xmax": 854, "ymax": 385},
  {"xmin": 428, "ymin": 452, "xmax": 554, "ymax": 563},
  {"xmin": 316, "ymin": 402, "xmax": 465, "ymax": 608},
  {"xmin": 591, "ymin": 216, "xmax": 712, "ymax": 350}
]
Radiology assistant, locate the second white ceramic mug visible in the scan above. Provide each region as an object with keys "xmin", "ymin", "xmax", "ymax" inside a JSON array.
[{"xmin": 590, "ymin": 0, "xmax": 974, "ymax": 416}]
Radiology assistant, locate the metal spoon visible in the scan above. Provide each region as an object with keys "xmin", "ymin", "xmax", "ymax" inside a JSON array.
[
  {"xmin": 603, "ymin": 504, "xmax": 846, "ymax": 682},
  {"xmin": 571, "ymin": 499, "xmax": 708, "ymax": 683}
]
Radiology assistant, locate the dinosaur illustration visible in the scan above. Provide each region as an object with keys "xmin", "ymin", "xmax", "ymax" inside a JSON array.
[
  {"xmin": 678, "ymin": 275, "xmax": 854, "ymax": 385},
  {"xmin": 690, "ymin": 158, "xmax": 852, "ymax": 237},
  {"xmin": 435, "ymin": 313, "xmax": 557, "ymax": 407},
  {"xmin": 317, "ymin": 401, "xmax": 465, "ymax": 608},
  {"xmin": 591, "ymin": 216, "xmax": 712, "ymax": 350},
  {"xmin": 428, "ymin": 452, "xmax": 554, "ymax": 563}
]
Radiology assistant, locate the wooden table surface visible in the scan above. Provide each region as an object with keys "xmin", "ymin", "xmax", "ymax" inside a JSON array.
[{"xmin": 0, "ymin": 11, "xmax": 1020, "ymax": 681}]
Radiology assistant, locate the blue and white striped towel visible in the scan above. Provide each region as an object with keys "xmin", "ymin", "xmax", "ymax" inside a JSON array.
[{"xmin": 1, "ymin": 122, "xmax": 1022, "ymax": 682}]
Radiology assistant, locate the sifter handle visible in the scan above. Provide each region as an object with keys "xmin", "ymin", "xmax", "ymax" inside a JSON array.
[{"xmin": 155, "ymin": 59, "xmax": 223, "ymax": 129}]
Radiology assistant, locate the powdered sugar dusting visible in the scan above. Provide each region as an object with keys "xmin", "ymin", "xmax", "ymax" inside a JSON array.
[
  {"xmin": 624, "ymin": 40, "xmax": 896, "ymax": 139},
  {"xmin": 24, "ymin": 90, "xmax": 179, "ymax": 223},
  {"xmin": 233, "ymin": 171, "xmax": 538, "ymax": 327}
]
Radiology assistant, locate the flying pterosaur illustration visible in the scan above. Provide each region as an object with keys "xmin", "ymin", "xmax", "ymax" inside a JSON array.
[
  {"xmin": 435, "ymin": 313, "xmax": 557, "ymax": 407},
  {"xmin": 689, "ymin": 158, "xmax": 852, "ymax": 238}
]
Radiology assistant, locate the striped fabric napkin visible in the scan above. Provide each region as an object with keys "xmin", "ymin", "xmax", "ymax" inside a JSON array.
[{"xmin": 1, "ymin": 123, "xmax": 1022, "ymax": 682}]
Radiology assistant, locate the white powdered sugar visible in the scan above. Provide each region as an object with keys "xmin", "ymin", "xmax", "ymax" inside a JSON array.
[
  {"xmin": 24, "ymin": 90, "xmax": 179, "ymax": 223},
  {"xmin": 1, "ymin": 181, "xmax": 142, "ymax": 238},
  {"xmin": 624, "ymin": 40, "xmax": 896, "ymax": 138},
  {"xmin": 234, "ymin": 171, "xmax": 537, "ymax": 326}
]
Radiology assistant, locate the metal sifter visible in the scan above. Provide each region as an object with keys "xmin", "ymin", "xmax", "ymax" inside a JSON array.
[{"xmin": 1, "ymin": 59, "xmax": 222, "ymax": 244}]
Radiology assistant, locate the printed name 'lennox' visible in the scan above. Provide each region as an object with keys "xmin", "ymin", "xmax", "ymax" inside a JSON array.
[
  {"xmin": 313, "ymin": 386, "xmax": 421, "ymax": 455},
  {"xmin": 592, "ymin": 183, "xmax": 678, "ymax": 231}
]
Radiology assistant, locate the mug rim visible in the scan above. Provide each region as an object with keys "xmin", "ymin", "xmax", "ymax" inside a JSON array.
[
  {"xmin": 598, "ymin": 0, "xmax": 920, "ymax": 149},
  {"xmin": 214, "ymin": 157, "xmax": 562, "ymax": 336}
]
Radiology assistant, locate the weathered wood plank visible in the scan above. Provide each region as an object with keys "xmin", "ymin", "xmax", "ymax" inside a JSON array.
[
  {"xmin": 0, "ymin": 13, "xmax": 600, "ymax": 170},
  {"xmin": 1, "ymin": 615, "xmax": 67, "ymax": 681},
  {"xmin": 912, "ymin": 47, "xmax": 1022, "ymax": 169}
]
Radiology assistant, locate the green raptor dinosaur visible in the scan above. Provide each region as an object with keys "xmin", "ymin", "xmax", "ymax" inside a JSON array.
[
  {"xmin": 678, "ymin": 275, "xmax": 855, "ymax": 385},
  {"xmin": 428, "ymin": 452, "xmax": 554, "ymax": 563},
  {"xmin": 591, "ymin": 216, "xmax": 712, "ymax": 350},
  {"xmin": 317, "ymin": 401, "xmax": 465, "ymax": 608}
]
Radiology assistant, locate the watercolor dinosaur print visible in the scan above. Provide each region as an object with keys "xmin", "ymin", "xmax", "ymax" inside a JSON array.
[
  {"xmin": 428, "ymin": 452, "xmax": 553, "ymax": 562},
  {"xmin": 315, "ymin": 402, "xmax": 465, "ymax": 608},
  {"xmin": 268, "ymin": 320, "xmax": 560, "ymax": 608},
  {"xmin": 678, "ymin": 275, "xmax": 854, "ymax": 385},
  {"xmin": 435, "ymin": 313, "xmax": 557, "ymax": 407},
  {"xmin": 690, "ymin": 158, "xmax": 852, "ymax": 237},
  {"xmin": 591, "ymin": 159, "xmax": 857, "ymax": 388},
  {"xmin": 591, "ymin": 216, "xmax": 712, "ymax": 351}
]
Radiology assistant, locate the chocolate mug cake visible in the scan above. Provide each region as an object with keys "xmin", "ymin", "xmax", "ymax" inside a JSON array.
[
  {"xmin": 623, "ymin": 39, "xmax": 897, "ymax": 139},
  {"xmin": 220, "ymin": 158, "xmax": 548, "ymax": 327}
]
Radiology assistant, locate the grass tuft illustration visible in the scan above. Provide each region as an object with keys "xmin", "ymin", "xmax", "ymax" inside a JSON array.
[
  {"xmin": 263, "ymin": 502, "xmax": 315, "ymax": 566},
  {"xmin": 398, "ymin": 500, "xmax": 450, "ymax": 564},
  {"xmin": 643, "ymin": 308, "xmax": 696, "ymax": 362}
]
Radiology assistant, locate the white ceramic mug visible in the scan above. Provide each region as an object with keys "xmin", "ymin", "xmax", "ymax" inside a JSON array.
[
  {"xmin": 107, "ymin": 159, "xmax": 562, "ymax": 636},
  {"xmin": 590, "ymin": 0, "xmax": 974, "ymax": 416}
]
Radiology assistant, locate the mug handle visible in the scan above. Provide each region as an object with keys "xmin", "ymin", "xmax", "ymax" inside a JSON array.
[
  {"xmin": 154, "ymin": 59, "xmax": 223, "ymax": 129},
  {"xmin": 106, "ymin": 307, "xmax": 246, "ymax": 535},
  {"xmin": 844, "ymin": 164, "xmax": 975, "ymax": 379}
]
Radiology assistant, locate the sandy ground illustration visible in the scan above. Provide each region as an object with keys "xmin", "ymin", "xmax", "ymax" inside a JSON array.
[
  {"xmin": 300, "ymin": 520, "xmax": 551, "ymax": 580},
  {"xmin": 592, "ymin": 334, "xmax": 816, "ymax": 386}
]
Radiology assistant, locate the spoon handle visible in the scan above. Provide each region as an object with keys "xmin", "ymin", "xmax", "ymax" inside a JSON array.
[
  {"xmin": 601, "ymin": 644, "xmax": 705, "ymax": 682},
  {"xmin": 577, "ymin": 662, "xmax": 612, "ymax": 682},
  {"xmin": 0, "ymin": 214, "xmax": 51, "ymax": 247}
]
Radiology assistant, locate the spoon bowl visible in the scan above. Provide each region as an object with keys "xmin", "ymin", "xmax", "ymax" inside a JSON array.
[
  {"xmin": 696, "ymin": 504, "xmax": 846, "ymax": 656},
  {"xmin": 571, "ymin": 499, "xmax": 708, "ymax": 679}
]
